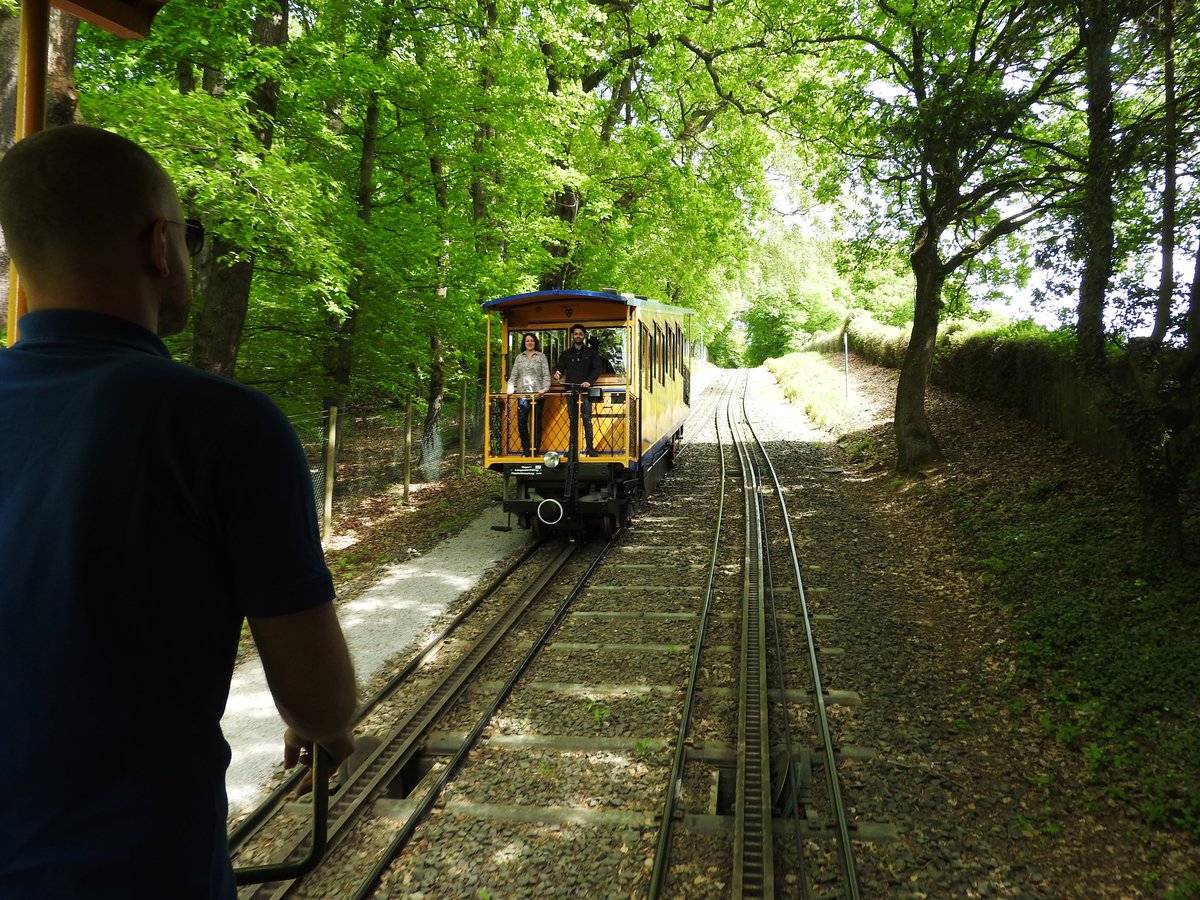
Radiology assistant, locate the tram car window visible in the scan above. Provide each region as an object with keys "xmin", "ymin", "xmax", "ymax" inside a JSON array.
[{"xmin": 482, "ymin": 289, "xmax": 693, "ymax": 538}]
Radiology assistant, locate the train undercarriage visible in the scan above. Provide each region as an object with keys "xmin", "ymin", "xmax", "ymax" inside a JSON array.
[{"xmin": 498, "ymin": 432, "xmax": 679, "ymax": 538}]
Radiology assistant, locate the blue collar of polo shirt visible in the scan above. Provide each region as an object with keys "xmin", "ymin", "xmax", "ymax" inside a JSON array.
[{"xmin": 13, "ymin": 309, "xmax": 172, "ymax": 359}]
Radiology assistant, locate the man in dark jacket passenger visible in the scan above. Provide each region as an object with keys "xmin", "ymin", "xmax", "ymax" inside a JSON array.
[{"xmin": 553, "ymin": 323, "xmax": 603, "ymax": 455}]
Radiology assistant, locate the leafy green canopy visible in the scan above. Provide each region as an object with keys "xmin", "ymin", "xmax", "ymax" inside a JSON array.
[{"xmin": 71, "ymin": 0, "xmax": 791, "ymax": 408}]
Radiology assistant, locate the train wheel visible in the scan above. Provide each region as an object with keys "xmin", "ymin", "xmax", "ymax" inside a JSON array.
[
  {"xmin": 531, "ymin": 517, "xmax": 547, "ymax": 540},
  {"xmin": 602, "ymin": 513, "xmax": 619, "ymax": 539}
]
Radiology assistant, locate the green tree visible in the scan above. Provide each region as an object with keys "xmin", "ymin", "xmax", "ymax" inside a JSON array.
[
  {"xmin": 75, "ymin": 0, "xmax": 357, "ymax": 393},
  {"xmin": 1069, "ymin": 0, "xmax": 1200, "ymax": 560},
  {"xmin": 740, "ymin": 217, "xmax": 849, "ymax": 365},
  {"xmin": 795, "ymin": 0, "xmax": 1084, "ymax": 470},
  {"xmin": 188, "ymin": 0, "xmax": 288, "ymax": 378}
]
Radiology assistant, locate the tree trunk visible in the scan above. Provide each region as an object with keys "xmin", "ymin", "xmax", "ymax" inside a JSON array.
[
  {"xmin": 0, "ymin": 9, "xmax": 17, "ymax": 336},
  {"xmin": 189, "ymin": 0, "xmax": 286, "ymax": 375},
  {"xmin": 539, "ymin": 175, "xmax": 581, "ymax": 290},
  {"xmin": 0, "ymin": 10, "xmax": 17, "ymax": 149},
  {"xmin": 1075, "ymin": 0, "xmax": 1185, "ymax": 563},
  {"xmin": 1150, "ymin": 0, "xmax": 1176, "ymax": 350},
  {"xmin": 1076, "ymin": 0, "xmax": 1116, "ymax": 369},
  {"xmin": 1181, "ymin": 234, "xmax": 1200, "ymax": 383},
  {"xmin": 324, "ymin": 87, "xmax": 380, "ymax": 412},
  {"xmin": 538, "ymin": 40, "xmax": 581, "ymax": 291},
  {"xmin": 1130, "ymin": 0, "xmax": 1186, "ymax": 559},
  {"xmin": 0, "ymin": 9, "xmax": 77, "ymax": 336},
  {"xmin": 467, "ymin": 2, "xmax": 496, "ymax": 435},
  {"xmin": 473, "ymin": 355, "xmax": 487, "ymax": 447},
  {"xmin": 46, "ymin": 11, "xmax": 78, "ymax": 127},
  {"xmin": 421, "ymin": 331, "xmax": 445, "ymax": 480},
  {"xmin": 191, "ymin": 241, "xmax": 253, "ymax": 377},
  {"xmin": 894, "ymin": 222, "xmax": 945, "ymax": 471},
  {"xmin": 323, "ymin": 310, "xmax": 356, "ymax": 412},
  {"xmin": 469, "ymin": 0, "xmax": 498, "ymax": 253},
  {"xmin": 323, "ymin": 0, "xmax": 392, "ymax": 412},
  {"xmin": 421, "ymin": 104, "xmax": 451, "ymax": 476}
]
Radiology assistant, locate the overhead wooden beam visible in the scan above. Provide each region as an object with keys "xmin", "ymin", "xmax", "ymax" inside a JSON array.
[{"xmin": 52, "ymin": 0, "xmax": 168, "ymax": 39}]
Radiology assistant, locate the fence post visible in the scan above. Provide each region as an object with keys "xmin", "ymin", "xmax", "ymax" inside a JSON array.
[
  {"xmin": 403, "ymin": 396, "xmax": 412, "ymax": 505},
  {"xmin": 844, "ymin": 332, "xmax": 850, "ymax": 399},
  {"xmin": 459, "ymin": 377, "xmax": 467, "ymax": 477},
  {"xmin": 322, "ymin": 405, "xmax": 338, "ymax": 543}
]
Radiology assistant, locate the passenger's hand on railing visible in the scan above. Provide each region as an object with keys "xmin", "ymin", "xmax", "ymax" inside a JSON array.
[{"xmin": 284, "ymin": 726, "xmax": 356, "ymax": 797}]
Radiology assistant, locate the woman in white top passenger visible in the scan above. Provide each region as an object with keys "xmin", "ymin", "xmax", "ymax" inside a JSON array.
[{"xmin": 507, "ymin": 332, "xmax": 550, "ymax": 456}]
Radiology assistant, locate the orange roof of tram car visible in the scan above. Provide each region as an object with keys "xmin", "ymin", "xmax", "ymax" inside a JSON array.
[{"xmin": 55, "ymin": 0, "xmax": 170, "ymax": 39}]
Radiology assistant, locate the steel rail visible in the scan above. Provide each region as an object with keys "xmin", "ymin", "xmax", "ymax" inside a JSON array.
[
  {"xmin": 727, "ymin": 371, "xmax": 774, "ymax": 896},
  {"xmin": 741, "ymin": 385, "xmax": 863, "ymax": 900},
  {"xmin": 228, "ymin": 538, "xmax": 546, "ymax": 857},
  {"xmin": 349, "ymin": 535, "xmax": 618, "ymax": 900},
  {"xmin": 754, "ymin": 483, "xmax": 811, "ymax": 899}
]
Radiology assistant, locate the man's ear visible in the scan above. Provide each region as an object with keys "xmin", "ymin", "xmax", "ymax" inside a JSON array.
[{"xmin": 146, "ymin": 217, "xmax": 172, "ymax": 276}]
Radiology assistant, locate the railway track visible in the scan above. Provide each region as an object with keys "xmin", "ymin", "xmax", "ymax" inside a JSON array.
[
  {"xmin": 229, "ymin": 536, "xmax": 611, "ymax": 896},
  {"xmin": 227, "ymin": 369, "xmax": 892, "ymax": 898},
  {"xmin": 644, "ymin": 370, "xmax": 888, "ymax": 898}
]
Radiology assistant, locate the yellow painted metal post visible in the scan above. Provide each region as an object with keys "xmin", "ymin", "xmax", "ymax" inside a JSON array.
[
  {"xmin": 15, "ymin": 0, "xmax": 47, "ymax": 143},
  {"xmin": 483, "ymin": 316, "xmax": 491, "ymax": 467},
  {"xmin": 5, "ymin": 266, "xmax": 17, "ymax": 346},
  {"xmin": 6, "ymin": 0, "xmax": 49, "ymax": 346}
]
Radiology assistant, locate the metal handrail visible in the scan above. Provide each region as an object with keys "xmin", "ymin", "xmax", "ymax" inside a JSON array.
[{"xmin": 232, "ymin": 746, "xmax": 329, "ymax": 885}]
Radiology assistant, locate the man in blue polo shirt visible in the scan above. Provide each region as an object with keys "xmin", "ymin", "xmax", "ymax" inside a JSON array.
[{"xmin": 0, "ymin": 125, "xmax": 358, "ymax": 898}]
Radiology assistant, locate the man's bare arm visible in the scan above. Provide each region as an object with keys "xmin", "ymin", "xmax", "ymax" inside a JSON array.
[{"xmin": 248, "ymin": 602, "xmax": 357, "ymax": 759}]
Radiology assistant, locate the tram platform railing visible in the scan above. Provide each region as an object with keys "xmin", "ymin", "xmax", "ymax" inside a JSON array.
[{"xmin": 486, "ymin": 383, "xmax": 638, "ymax": 462}]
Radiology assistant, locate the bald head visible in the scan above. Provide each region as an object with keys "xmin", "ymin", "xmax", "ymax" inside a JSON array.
[{"xmin": 0, "ymin": 125, "xmax": 192, "ymax": 335}]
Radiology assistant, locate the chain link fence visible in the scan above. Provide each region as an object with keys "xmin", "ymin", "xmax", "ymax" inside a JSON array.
[{"xmin": 290, "ymin": 392, "xmax": 484, "ymax": 541}]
